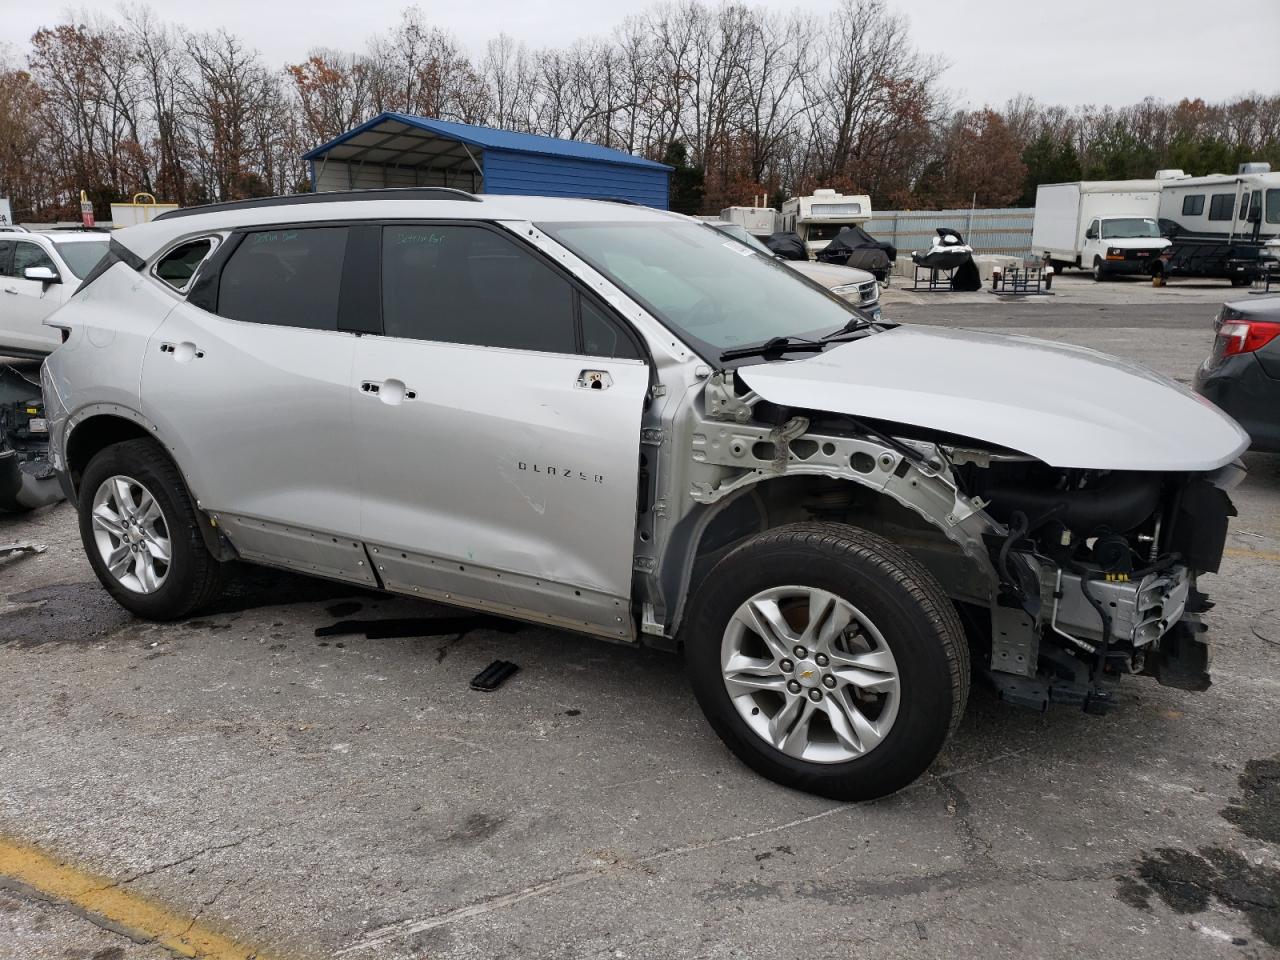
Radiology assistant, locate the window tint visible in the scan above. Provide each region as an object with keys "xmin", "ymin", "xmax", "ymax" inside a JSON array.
[
  {"xmin": 13, "ymin": 242, "xmax": 56, "ymax": 276},
  {"xmin": 1182, "ymin": 194, "xmax": 1205, "ymax": 216},
  {"xmin": 218, "ymin": 227, "xmax": 347, "ymax": 329},
  {"xmin": 0, "ymin": 240, "xmax": 13, "ymax": 277},
  {"xmin": 581, "ymin": 297, "xmax": 641, "ymax": 360},
  {"xmin": 1268, "ymin": 189, "xmax": 1280, "ymax": 225},
  {"xmin": 1208, "ymin": 194, "xmax": 1235, "ymax": 221},
  {"xmin": 1240, "ymin": 191, "xmax": 1252, "ymax": 220},
  {"xmin": 381, "ymin": 225, "xmax": 575, "ymax": 353},
  {"xmin": 155, "ymin": 238, "xmax": 214, "ymax": 290}
]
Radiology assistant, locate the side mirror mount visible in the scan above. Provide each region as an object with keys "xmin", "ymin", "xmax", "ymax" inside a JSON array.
[{"xmin": 24, "ymin": 266, "xmax": 58, "ymax": 283}]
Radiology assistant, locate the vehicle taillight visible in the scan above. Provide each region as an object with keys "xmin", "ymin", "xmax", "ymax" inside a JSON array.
[{"xmin": 1216, "ymin": 319, "xmax": 1280, "ymax": 358}]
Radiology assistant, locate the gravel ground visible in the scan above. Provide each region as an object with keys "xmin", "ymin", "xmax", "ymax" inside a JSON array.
[{"xmin": 1, "ymin": 273, "xmax": 1278, "ymax": 960}]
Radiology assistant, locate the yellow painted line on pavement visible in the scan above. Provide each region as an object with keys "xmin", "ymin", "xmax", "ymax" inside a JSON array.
[
  {"xmin": 1223, "ymin": 546, "xmax": 1280, "ymax": 564},
  {"xmin": 0, "ymin": 835, "xmax": 279, "ymax": 959}
]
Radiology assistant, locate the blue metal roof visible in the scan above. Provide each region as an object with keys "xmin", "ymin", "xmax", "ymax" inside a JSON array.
[{"xmin": 303, "ymin": 112, "xmax": 672, "ymax": 172}]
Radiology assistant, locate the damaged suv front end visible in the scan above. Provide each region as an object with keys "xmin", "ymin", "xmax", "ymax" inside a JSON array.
[{"xmin": 673, "ymin": 324, "xmax": 1246, "ymax": 713}]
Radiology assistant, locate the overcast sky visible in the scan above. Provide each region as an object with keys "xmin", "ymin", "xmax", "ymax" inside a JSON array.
[{"xmin": 2, "ymin": 0, "xmax": 1275, "ymax": 108}]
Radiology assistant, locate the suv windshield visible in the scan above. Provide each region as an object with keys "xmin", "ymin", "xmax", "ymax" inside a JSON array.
[
  {"xmin": 540, "ymin": 221, "xmax": 856, "ymax": 356},
  {"xmin": 51, "ymin": 239, "xmax": 110, "ymax": 278},
  {"xmin": 1101, "ymin": 218, "xmax": 1160, "ymax": 239}
]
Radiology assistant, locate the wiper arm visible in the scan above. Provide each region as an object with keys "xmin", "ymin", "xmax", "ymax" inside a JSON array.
[
  {"xmin": 820, "ymin": 316, "xmax": 876, "ymax": 341},
  {"xmin": 718, "ymin": 336, "xmax": 826, "ymax": 363}
]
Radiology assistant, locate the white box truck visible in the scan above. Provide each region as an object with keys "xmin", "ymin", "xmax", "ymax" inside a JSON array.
[{"xmin": 1032, "ymin": 181, "xmax": 1169, "ymax": 280}]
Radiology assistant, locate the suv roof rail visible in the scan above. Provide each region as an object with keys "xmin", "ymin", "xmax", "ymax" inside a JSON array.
[
  {"xmin": 0, "ymin": 225, "xmax": 29, "ymax": 233},
  {"xmin": 153, "ymin": 187, "xmax": 481, "ymax": 222}
]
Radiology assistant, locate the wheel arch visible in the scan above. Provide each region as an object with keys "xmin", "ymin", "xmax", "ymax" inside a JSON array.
[
  {"xmin": 657, "ymin": 474, "xmax": 990, "ymax": 643},
  {"xmin": 64, "ymin": 410, "xmax": 236, "ymax": 561}
]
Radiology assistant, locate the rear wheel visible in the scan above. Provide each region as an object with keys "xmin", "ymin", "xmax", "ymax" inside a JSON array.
[
  {"xmin": 683, "ymin": 522, "xmax": 969, "ymax": 800},
  {"xmin": 78, "ymin": 438, "xmax": 224, "ymax": 620}
]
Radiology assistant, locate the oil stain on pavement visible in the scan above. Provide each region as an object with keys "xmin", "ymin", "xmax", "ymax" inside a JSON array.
[{"xmin": 1115, "ymin": 754, "xmax": 1280, "ymax": 947}]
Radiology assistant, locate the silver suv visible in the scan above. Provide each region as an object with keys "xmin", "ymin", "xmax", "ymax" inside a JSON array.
[{"xmin": 41, "ymin": 189, "xmax": 1247, "ymax": 800}]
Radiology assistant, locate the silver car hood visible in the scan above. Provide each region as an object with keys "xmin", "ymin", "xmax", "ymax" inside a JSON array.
[{"xmin": 736, "ymin": 325, "xmax": 1249, "ymax": 471}]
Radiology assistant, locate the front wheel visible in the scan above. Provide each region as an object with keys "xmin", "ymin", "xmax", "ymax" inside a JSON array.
[
  {"xmin": 78, "ymin": 438, "xmax": 225, "ymax": 620},
  {"xmin": 1092, "ymin": 257, "xmax": 1106, "ymax": 282},
  {"xmin": 683, "ymin": 522, "xmax": 969, "ymax": 800}
]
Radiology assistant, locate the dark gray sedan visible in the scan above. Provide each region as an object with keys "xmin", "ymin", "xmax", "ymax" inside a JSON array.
[{"xmin": 1195, "ymin": 295, "xmax": 1280, "ymax": 452}]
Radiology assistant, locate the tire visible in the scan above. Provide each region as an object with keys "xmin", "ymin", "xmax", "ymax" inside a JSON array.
[
  {"xmin": 683, "ymin": 522, "xmax": 969, "ymax": 801},
  {"xmin": 1230, "ymin": 276, "xmax": 1251, "ymax": 287},
  {"xmin": 77, "ymin": 437, "xmax": 224, "ymax": 620},
  {"xmin": 1092, "ymin": 258, "xmax": 1105, "ymax": 282}
]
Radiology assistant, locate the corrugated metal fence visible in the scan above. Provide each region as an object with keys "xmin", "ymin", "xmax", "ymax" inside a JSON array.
[{"xmin": 866, "ymin": 207, "xmax": 1034, "ymax": 257}]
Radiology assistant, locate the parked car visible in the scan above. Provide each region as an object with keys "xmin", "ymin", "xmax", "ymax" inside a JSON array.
[
  {"xmin": 0, "ymin": 231, "xmax": 110, "ymax": 358},
  {"xmin": 43, "ymin": 189, "xmax": 1246, "ymax": 800},
  {"xmin": 706, "ymin": 220, "xmax": 881, "ymax": 319},
  {"xmin": 1195, "ymin": 295, "xmax": 1280, "ymax": 452}
]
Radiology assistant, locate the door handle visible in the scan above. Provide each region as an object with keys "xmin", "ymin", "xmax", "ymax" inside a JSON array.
[
  {"xmin": 360, "ymin": 379, "xmax": 417, "ymax": 404},
  {"xmin": 159, "ymin": 341, "xmax": 205, "ymax": 361},
  {"xmin": 577, "ymin": 370, "xmax": 613, "ymax": 390},
  {"xmin": 3, "ymin": 287, "xmax": 17, "ymax": 295}
]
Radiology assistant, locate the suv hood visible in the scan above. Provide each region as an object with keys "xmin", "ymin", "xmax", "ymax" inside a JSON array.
[
  {"xmin": 736, "ymin": 325, "xmax": 1248, "ymax": 471},
  {"xmin": 1102, "ymin": 237, "xmax": 1171, "ymax": 249},
  {"xmin": 788, "ymin": 260, "xmax": 875, "ymax": 288}
]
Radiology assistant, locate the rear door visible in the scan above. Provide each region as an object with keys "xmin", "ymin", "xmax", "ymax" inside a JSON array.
[
  {"xmin": 353, "ymin": 222, "xmax": 650, "ymax": 639},
  {"xmin": 140, "ymin": 225, "xmax": 373, "ymax": 587},
  {"xmin": 2, "ymin": 240, "xmax": 64, "ymax": 354}
]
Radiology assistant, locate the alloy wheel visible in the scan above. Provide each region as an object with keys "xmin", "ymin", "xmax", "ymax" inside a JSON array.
[
  {"xmin": 90, "ymin": 475, "xmax": 172, "ymax": 595},
  {"xmin": 720, "ymin": 585, "xmax": 900, "ymax": 764}
]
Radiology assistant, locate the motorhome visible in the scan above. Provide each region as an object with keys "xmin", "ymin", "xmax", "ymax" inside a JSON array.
[
  {"xmin": 779, "ymin": 189, "xmax": 872, "ymax": 258},
  {"xmin": 1157, "ymin": 164, "xmax": 1279, "ymax": 243},
  {"xmin": 1156, "ymin": 165, "xmax": 1280, "ymax": 282},
  {"xmin": 1031, "ymin": 181, "xmax": 1166, "ymax": 277}
]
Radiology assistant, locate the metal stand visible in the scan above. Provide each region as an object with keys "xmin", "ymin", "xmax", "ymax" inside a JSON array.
[
  {"xmin": 991, "ymin": 264, "xmax": 1054, "ymax": 296},
  {"xmin": 1249, "ymin": 265, "xmax": 1279, "ymax": 295},
  {"xmin": 912, "ymin": 265, "xmax": 956, "ymax": 292}
]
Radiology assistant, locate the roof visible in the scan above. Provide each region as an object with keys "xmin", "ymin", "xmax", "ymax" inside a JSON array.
[
  {"xmin": 112, "ymin": 192, "xmax": 682, "ymax": 261},
  {"xmin": 303, "ymin": 112, "xmax": 673, "ymax": 172}
]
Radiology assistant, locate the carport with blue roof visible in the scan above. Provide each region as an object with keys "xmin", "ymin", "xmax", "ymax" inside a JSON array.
[{"xmin": 303, "ymin": 112, "xmax": 672, "ymax": 209}]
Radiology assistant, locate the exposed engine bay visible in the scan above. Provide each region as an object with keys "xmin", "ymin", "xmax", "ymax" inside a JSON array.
[{"xmin": 652, "ymin": 368, "xmax": 1242, "ymax": 714}]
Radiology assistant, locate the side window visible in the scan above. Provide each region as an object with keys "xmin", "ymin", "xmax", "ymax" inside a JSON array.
[
  {"xmin": 1208, "ymin": 194, "xmax": 1235, "ymax": 221},
  {"xmin": 1182, "ymin": 194, "xmax": 1205, "ymax": 216},
  {"xmin": 1268, "ymin": 189, "xmax": 1280, "ymax": 225},
  {"xmin": 1088, "ymin": 219, "xmax": 1100, "ymax": 237},
  {"xmin": 381, "ymin": 225, "xmax": 575, "ymax": 353},
  {"xmin": 0, "ymin": 240, "xmax": 13, "ymax": 277},
  {"xmin": 217, "ymin": 227, "xmax": 347, "ymax": 330},
  {"xmin": 580, "ymin": 297, "xmax": 641, "ymax": 360},
  {"xmin": 13, "ymin": 242, "xmax": 56, "ymax": 276},
  {"xmin": 1248, "ymin": 191, "xmax": 1263, "ymax": 222},
  {"xmin": 1239, "ymin": 191, "xmax": 1252, "ymax": 220},
  {"xmin": 154, "ymin": 238, "xmax": 216, "ymax": 291}
]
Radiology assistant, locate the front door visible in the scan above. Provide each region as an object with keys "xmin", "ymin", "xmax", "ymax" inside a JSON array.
[
  {"xmin": 2, "ymin": 240, "xmax": 66, "ymax": 355},
  {"xmin": 354, "ymin": 222, "xmax": 649, "ymax": 639},
  {"xmin": 140, "ymin": 225, "xmax": 372, "ymax": 586}
]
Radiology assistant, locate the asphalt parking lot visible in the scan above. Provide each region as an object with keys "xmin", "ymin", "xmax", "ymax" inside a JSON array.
[{"xmin": 2, "ymin": 273, "xmax": 1278, "ymax": 960}]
